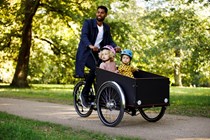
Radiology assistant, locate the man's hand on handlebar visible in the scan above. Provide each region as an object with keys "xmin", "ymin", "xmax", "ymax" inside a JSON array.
[
  {"xmin": 89, "ymin": 45, "xmax": 99, "ymax": 52},
  {"xmin": 115, "ymin": 46, "xmax": 121, "ymax": 53}
]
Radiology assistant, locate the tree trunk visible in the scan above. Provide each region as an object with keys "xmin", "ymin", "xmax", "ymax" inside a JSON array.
[
  {"xmin": 174, "ymin": 49, "xmax": 182, "ymax": 86},
  {"xmin": 10, "ymin": 0, "xmax": 40, "ymax": 88}
]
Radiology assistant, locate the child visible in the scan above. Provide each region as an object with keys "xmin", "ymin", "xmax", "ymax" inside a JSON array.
[
  {"xmin": 118, "ymin": 49, "xmax": 137, "ymax": 78},
  {"xmin": 98, "ymin": 45, "xmax": 117, "ymax": 73}
]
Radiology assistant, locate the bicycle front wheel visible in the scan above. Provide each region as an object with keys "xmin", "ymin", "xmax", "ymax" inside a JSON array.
[{"xmin": 97, "ymin": 81, "xmax": 125, "ymax": 127}]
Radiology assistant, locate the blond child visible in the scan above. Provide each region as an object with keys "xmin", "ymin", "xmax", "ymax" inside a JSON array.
[
  {"xmin": 98, "ymin": 45, "xmax": 117, "ymax": 73},
  {"xmin": 118, "ymin": 49, "xmax": 137, "ymax": 78}
]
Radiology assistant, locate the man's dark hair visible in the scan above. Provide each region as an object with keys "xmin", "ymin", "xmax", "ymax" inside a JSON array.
[{"xmin": 97, "ymin": 6, "xmax": 108, "ymax": 13}]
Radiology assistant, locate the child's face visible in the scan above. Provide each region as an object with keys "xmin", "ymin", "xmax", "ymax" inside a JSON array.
[
  {"xmin": 122, "ymin": 55, "xmax": 131, "ymax": 65},
  {"xmin": 100, "ymin": 50, "xmax": 110, "ymax": 61}
]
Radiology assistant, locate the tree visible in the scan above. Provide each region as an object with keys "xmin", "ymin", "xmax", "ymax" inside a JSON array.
[
  {"xmin": 11, "ymin": 0, "xmax": 40, "ymax": 87},
  {"xmin": 144, "ymin": 0, "xmax": 210, "ymax": 86},
  {"xmin": 1, "ymin": 0, "xmax": 209, "ymax": 86},
  {"xmin": 8, "ymin": 0, "xmax": 130, "ymax": 86}
]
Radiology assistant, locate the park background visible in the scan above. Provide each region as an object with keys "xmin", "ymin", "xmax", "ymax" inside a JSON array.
[
  {"xmin": 0, "ymin": 0, "xmax": 209, "ymax": 88},
  {"xmin": 0, "ymin": 1, "xmax": 210, "ymax": 139}
]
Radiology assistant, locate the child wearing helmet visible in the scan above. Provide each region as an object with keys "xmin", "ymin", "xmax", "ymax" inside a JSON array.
[
  {"xmin": 118, "ymin": 49, "xmax": 137, "ymax": 78},
  {"xmin": 98, "ymin": 45, "xmax": 117, "ymax": 72}
]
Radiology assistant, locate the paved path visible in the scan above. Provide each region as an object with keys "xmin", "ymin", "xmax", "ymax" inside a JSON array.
[{"xmin": 0, "ymin": 98, "xmax": 210, "ymax": 140}]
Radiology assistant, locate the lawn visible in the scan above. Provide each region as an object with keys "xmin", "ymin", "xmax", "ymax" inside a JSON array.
[
  {"xmin": 0, "ymin": 111, "xmax": 139, "ymax": 140},
  {"xmin": 169, "ymin": 87, "xmax": 210, "ymax": 117},
  {"xmin": 0, "ymin": 84, "xmax": 74, "ymax": 105}
]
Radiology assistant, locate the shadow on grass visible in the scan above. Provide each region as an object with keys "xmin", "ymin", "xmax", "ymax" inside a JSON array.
[{"xmin": 0, "ymin": 84, "xmax": 13, "ymax": 89}]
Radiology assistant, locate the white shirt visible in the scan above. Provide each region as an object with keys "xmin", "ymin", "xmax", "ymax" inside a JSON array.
[{"xmin": 94, "ymin": 25, "xmax": 104, "ymax": 48}]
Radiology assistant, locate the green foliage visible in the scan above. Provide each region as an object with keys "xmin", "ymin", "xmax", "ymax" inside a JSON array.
[
  {"xmin": 139, "ymin": 1, "xmax": 210, "ymax": 86},
  {"xmin": 0, "ymin": 0, "xmax": 209, "ymax": 86}
]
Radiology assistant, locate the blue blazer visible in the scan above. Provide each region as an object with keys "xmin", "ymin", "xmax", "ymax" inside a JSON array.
[{"xmin": 75, "ymin": 19, "xmax": 117, "ymax": 77}]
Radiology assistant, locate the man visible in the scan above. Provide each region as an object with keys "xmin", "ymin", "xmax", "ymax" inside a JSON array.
[{"xmin": 75, "ymin": 6, "xmax": 120, "ymax": 107}]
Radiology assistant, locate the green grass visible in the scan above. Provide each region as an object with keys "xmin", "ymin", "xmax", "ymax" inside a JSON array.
[
  {"xmin": 169, "ymin": 87, "xmax": 210, "ymax": 118},
  {"xmin": 0, "ymin": 84, "xmax": 210, "ymax": 118},
  {"xmin": 0, "ymin": 84, "xmax": 74, "ymax": 105},
  {"xmin": 0, "ymin": 111, "xmax": 139, "ymax": 140}
]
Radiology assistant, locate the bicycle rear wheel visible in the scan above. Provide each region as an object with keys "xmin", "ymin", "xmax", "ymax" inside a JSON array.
[{"xmin": 73, "ymin": 81, "xmax": 93, "ymax": 117}]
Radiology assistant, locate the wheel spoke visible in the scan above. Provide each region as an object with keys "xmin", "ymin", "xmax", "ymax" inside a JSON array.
[{"xmin": 97, "ymin": 82, "xmax": 124, "ymax": 127}]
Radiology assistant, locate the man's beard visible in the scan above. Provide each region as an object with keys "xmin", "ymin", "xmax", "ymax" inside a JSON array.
[{"xmin": 96, "ymin": 17, "xmax": 105, "ymax": 22}]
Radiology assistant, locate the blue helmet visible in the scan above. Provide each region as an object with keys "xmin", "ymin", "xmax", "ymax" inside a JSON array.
[{"xmin": 121, "ymin": 49, "xmax": 133, "ymax": 58}]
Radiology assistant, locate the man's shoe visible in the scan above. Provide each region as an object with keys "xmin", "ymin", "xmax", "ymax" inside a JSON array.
[
  {"xmin": 90, "ymin": 102, "xmax": 96, "ymax": 106},
  {"xmin": 80, "ymin": 94, "xmax": 89, "ymax": 108}
]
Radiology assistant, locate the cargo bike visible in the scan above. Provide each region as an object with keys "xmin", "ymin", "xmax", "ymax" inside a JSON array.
[{"xmin": 73, "ymin": 68, "xmax": 170, "ymax": 127}]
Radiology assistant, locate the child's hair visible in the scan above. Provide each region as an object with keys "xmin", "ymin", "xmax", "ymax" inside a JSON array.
[{"xmin": 99, "ymin": 45, "xmax": 116, "ymax": 61}]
